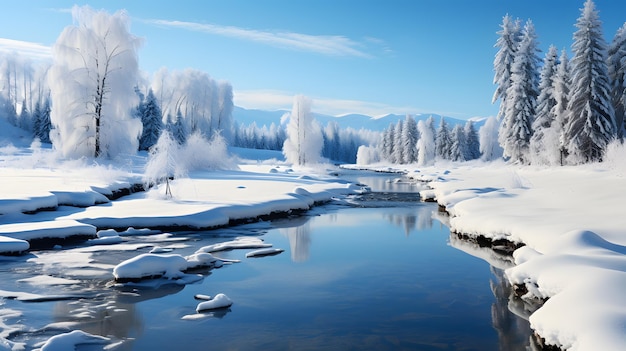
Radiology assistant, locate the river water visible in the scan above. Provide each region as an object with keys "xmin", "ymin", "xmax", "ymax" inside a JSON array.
[{"xmin": 1, "ymin": 170, "xmax": 534, "ymax": 350}]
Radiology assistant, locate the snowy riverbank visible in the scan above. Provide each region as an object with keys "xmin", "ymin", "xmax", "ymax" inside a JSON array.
[{"xmin": 405, "ymin": 159, "xmax": 626, "ymax": 351}]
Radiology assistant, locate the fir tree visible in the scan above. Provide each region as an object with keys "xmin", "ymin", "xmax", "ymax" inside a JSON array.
[
  {"xmin": 449, "ymin": 124, "xmax": 467, "ymax": 161},
  {"xmin": 139, "ymin": 89, "xmax": 164, "ymax": 151},
  {"xmin": 552, "ymin": 50, "xmax": 571, "ymax": 165},
  {"xmin": 400, "ymin": 115, "xmax": 418, "ymax": 163},
  {"xmin": 39, "ymin": 98, "xmax": 52, "ymax": 143},
  {"xmin": 493, "ymin": 15, "xmax": 522, "ymax": 121},
  {"xmin": 499, "ymin": 20, "xmax": 540, "ymax": 164},
  {"xmin": 608, "ymin": 22, "xmax": 626, "ymax": 140},
  {"xmin": 392, "ymin": 120, "xmax": 404, "ymax": 164},
  {"xmin": 32, "ymin": 101, "xmax": 42, "ymax": 140},
  {"xmin": 530, "ymin": 45, "xmax": 560, "ymax": 164},
  {"xmin": 18, "ymin": 99, "xmax": 31, "ymax": 132},
  {"xmin": 435, "ymin": 117, "xmax": 452, "ymax": 159},
  {"xmin": 170, "ymin": 109, "xmax": 187, "ymax": 145},
  {"xmin": 565, "ymin": 0, "xmax": 615, "ymax": 163},
  {"xmin": 464, "ymin": 120, "xmax": 481, "ymax": 160}
]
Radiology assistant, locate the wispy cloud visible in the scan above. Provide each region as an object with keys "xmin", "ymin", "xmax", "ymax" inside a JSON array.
[
  {"xmin": 0, "ymin": 38, "xmax": 52, "ymax": 60},
  {"xmin": 145, "ymin": 19, "xmax": 374, "ymax": 58},
  {"xmin": 234, "ymin": 90, "xmax": 422, "ymax": 117}
]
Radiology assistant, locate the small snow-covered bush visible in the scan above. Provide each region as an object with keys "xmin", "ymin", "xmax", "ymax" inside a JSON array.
[
  {"xmin": 603, "ymin": 139, "xmax": 626, "ymax": 172},
  {"xmin": 179, "ymin": 131, "xmax": 237, "ymax": 172},
  {"xmin": 356, "ymin": 145, "xmax": 379, "ymax": 165}
]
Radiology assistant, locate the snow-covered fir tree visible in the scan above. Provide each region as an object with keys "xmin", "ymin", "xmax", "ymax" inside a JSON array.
[
  {"xmin": 464, "ymin": 120, "xmax": 481, "ymax": 160},
  {"xmin": 416, "ymin": 116, "xmax": 436, "ymax": 166},
  {"xmin": 499, "ymin": 19, "xmax": 540, "ymax": 164},
  {"xmin": 436, "ymin": 117, "xmax": 452, "ymax": 160},
  {"xmin": 391, "ymin": 120, "xmax": 403, "ymax": 164},
  {"xmin": 380, "ymin": 125, "xmax": 395, "ymax": 162},
  {"xmin": 400, "ymin": 115, "xmax": 418, "ymax": 164},
  {"xmin": 32, "ymin": 98, "xmax": 52, "ymax": 144},
  {"xmin": 169, "ymin": 109, "xmax": 187, "ymax": 145},
  {"xmin": 565, "ymin": 0, "xmax": 615, "ymax": 163},
  {"xmin": 18, "ymin": 99, "xmax": 31, "ymax": 132},
  {"xmin": 529, "ymin": 45, "xmax": 560, "ymax": 165},
  {"xmin": 493, "ymin": 14, "xmax": 522, "ymax": 121},
  {"xmin": 608, "ymin": 22, "xmax": 626, "ymax": 140},
  {"xmin": 449, "ymin": 124, "xmax": 467, "ymax": 162},
  {"xmin": 551, "ymin": 50, "xmax": 571, "ymax": 165},
  {"xmin": 139, "ymin": 89, "xmax": 164, "ymax": 151}
]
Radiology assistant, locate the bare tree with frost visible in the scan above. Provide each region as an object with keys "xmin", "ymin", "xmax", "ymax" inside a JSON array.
[
  {"xmin": 282, "ymin": 95, "xmax": 323, "ymax": 165},
  {"xmin": 416, "ymin": 116, "xmax": 436, "ymax": 166},
  {"xmin": 479, "ymin": 116, "xmax": 503, "ymax": 161},
  {"xmin": 565, "ymin": 0, "xmax": 615, "ymax": 163},
  {"xmin": 48, "ymin": 6, "xmax": 143, "ymax": 158}
]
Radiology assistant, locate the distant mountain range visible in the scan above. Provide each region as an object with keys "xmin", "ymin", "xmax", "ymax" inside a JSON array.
[{"xmin": 233, "ymin": 106, "xmax": 485, "ymax": 132}]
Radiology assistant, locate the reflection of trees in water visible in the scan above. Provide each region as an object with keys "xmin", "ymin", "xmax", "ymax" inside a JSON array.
[
  {"xmin": 50, "ymin": 282, "xmax": 189, "ymax": 350},
  {"xmin": 490, "ymin": 266, "xmax": 534, "ymax": 350},
  {"xmin": 280, "ymin": 221, "xmax": 312, "ymax": 263},
  {"xmin": 383, "ymin": 205, "xmax": 433, "ymax": 236}
]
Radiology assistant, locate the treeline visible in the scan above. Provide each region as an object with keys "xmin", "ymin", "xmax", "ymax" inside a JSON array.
[
  {"xmin": 233, "ymin": 119, "xmax": 378, "ymax": 164},
  {"xmin": 494, "ymin": 0, "xmax": 626, "ymax": 165}
]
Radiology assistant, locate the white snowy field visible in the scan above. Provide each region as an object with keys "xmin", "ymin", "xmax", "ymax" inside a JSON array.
[{"xmin": 392, "ymin": 156, "xmax": 626, "ymax": 351}]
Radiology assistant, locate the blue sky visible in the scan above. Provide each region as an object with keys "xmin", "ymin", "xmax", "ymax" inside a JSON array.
[{"xmin": 0, "ymin": 0, "xmax": 625, "ymax": 119}]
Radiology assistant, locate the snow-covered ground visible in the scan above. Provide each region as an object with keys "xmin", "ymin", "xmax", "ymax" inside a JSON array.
[{"xmin": 397, "ymin": 157, "xmax": 626, "ymax": 351}]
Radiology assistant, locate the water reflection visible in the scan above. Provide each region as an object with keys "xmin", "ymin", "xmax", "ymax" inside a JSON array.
[
  {"xmin": 383, "ymin": 204, "xmax": 434, "ymax": 235},
  {"xmin": 280, "ymin": 221, "xmax": 312, "ymax": 262},
  {"xmin": 490, "ymin": 267, "xmax": 534, "ymax": 350}
]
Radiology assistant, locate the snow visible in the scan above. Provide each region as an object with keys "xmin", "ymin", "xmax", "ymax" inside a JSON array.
[
  {"xmin": 34, "ymin": 330, "xmax": 109, "ymax": 351},
  {"xmin": 195, "ymin": 293, "xmax": 233, "ymax": 312},
  {"xmin": 411, "ymin": 158, "xmax": 626, "ymax": 351},
  {"xmin": 246, "ymin": 248, "xmax": 285, "ymax": 258}
]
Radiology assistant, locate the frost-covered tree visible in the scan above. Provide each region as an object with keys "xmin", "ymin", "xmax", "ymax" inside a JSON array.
[
  {"xmin": 216, "ymin": 80, "xmax": 234, "ymax": 141},
  {"xmin": 464, "ymin": 120, "xmax": 481, "ymax": 160},
  {"xmin": 435, "ymin": 117, "xmax": 452, "ymax": 159},
  {"xmin": 356, "ymin": 145, "xmax": 380, "ymax": 165},
  {"xmin": 152, "ymin": 68, "xmax": 234, "ymax": 143},
  {"xmin": 565, "ymin": 0, "xmax": 615, "ymax": 163},
  {"xmin": 392, "ymin": 120, "xmax": 404, "ymax": 164},
  {"xmin": 139, "ymin": 89, "xmax": 163, "ymax": 151},
  {"xmin": 144, "ymin": 131, "xmax": 180, "ymax": 198},
  {"xmin": 400, "ymin": 115, "xmax": 418, "ymax": 163},
  {"xmin": 552, "ymin": 50, "xmax": 571, "ymax": 165},
  {"xmin": 380, "ymin": 125, "xmax": 395, "ymax": 162},
  {"xmin": 449, "ymin": 124, "xmax": 466, "ymax": 162},
  {"xmin": 48, "ymin": 5, "xmax": 143, "ymax": 158},
  {"xmin": 282, "ymin": 95, "xmax": 323, "ymax": 165},
  {"xmin": 18, "ymin": 98, "xmax": 31, "ymax": 132},
  {"xmin": 169, "ymin": 109, "xmax": 187, "ymax": 145},
  {"xmin": 416, "ymin": 116, "xmax": 436, "ymax": 166},
  {"xmin": 493, "ymin": 15, "xmax": 522, "ymax": 121},
  {"xmin": 480, "ymin": 116, "xmax": 503, "ymax": 161},
  {"xmin": 608, "ymin": 22, "xmax": 626, "ymax": 140},
  {"xmin": 529, "ymin": 45, "xmax": 560, "ymax": 165},
  {"xmin": 499, "ymin": 20, "xmax": 540, "ymax": 164}
]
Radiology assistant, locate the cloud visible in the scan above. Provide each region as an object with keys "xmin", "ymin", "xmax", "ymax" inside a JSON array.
[
  {"xmin": 0, "ymin": 38, "xmax": 52, "ymax": 60},
  {"xmin": 145, "ymin": 19, "xmax": 374, "ymax": 58},
  {"xmin": 234, "ymin": 89, "xmax": 422, "ymax": 117}
]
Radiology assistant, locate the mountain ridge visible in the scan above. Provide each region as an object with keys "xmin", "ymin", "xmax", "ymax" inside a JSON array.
[{"xmin": 233, "ymin": 106, "xmax": 484, "ymax": 132}]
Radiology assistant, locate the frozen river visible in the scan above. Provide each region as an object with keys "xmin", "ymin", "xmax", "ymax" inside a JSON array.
[{"xmin": 1, "ymin": 171, "xmax": 533, "ymax": 350}]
